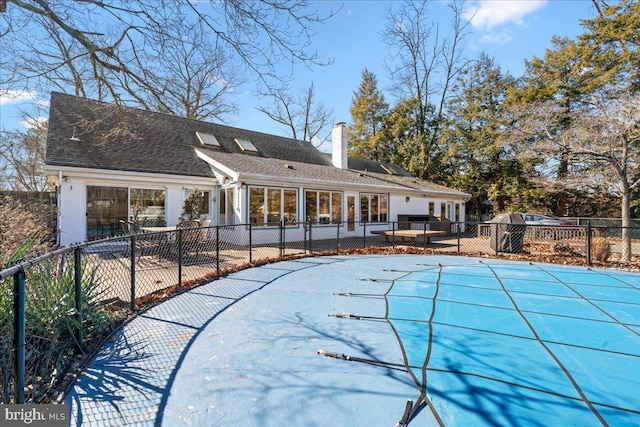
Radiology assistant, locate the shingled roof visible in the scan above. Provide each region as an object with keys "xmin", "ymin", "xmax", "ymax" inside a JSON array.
[
  {"xmin": 45, "ymin": 92, "xmax": 330, "ymax": 178},
  {"xmin": 45, "ymin": 92, "xmax": 468, "ymax": 198}
]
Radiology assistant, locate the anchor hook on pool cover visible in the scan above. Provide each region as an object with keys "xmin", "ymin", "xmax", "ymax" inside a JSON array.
[{"xmin": 395, "ymin": 399, "xmax": 414, "ymax": 427}]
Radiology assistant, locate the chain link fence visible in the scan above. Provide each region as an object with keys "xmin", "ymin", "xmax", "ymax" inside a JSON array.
[{"xmin": 2, "ymin": 220, "xmax": 639, "ymax": 404}]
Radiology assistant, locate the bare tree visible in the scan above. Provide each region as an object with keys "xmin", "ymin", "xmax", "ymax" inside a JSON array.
[
  {"xmin": 0, "ymin": 117, "xmax": 49, "ymax": 192},
  {"xmin": 1, "ymin": 1, "xmax": 334, "ymax": 117},
  {"xmin": 569, "ymin": 88, "xmax": 639, "ymax": 261},
  {"xmin": 383, "ymin": 0, "xmax": 471, "ymax": 180},
  {"xmin": 507, "ymin": 86, "xmax": 639, "ymax": 261},
  {"xmin": 257, "ymin": 82, "xmax": 333, "ymax": 145},
  {"xmin": 117, "ymin": 20, "xmax": 241, "ymax": 121}
]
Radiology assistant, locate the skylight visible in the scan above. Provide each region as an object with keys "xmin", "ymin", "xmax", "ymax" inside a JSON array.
[
  {"xmin": 380, "ymin": 164, "xmax": 398, "ymax": 175},
  {"xmin": 235, "ymin": 138, "xmax": 258, "ymax": 152},
  {"xmin": 196, "ymin": 132, "xmax": 220, "ymax": 147}
]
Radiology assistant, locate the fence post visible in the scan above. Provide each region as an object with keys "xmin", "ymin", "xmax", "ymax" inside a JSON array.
[
  {"xmin": 494, "ymin": 223, "xmax": 499, "ymax": 256},
  {"xmin": 363, "ymin": 221, "xmax": 367, "ymax": 249},
  {"xmin": 13, "ymin": 268, "xmax": 26, "ymax": 404},
  {"xmin": 457, "ymin": 222, "xmax": 461, "ymax": 253},
  {"xmin": 308, "ymin": 222, "xmax": 313, "ymax": 253},
  {"xmin": 586, "ymin": 221, "xmax": 592, "ymax": 267},
  {"xmin": 336, "ymin": 221, "xmax": 340, "ymax": 253},
  {"xmin": 73, "ymin": 247, "xmax": 83, "ymax": 352},
  {"xmin": 216, "ymin": 225, "xmax": 220, "ymax": 274},
  {"xmin": 279, "ymin": 220, "xmax": 284, "ymax": 259},
  {"xmin": 303, "ymin": 222, "xmax": 307, "ymax": 254},
  {"xmin": 422, "ymin": 221, "xmax": 427, "ymax": 249},
  {"xmin": 177, "ymin": 229, "xmax": 183, "ymax": 286},
  {"xmin": 249, "ymin": 223, "xmax": 253, "ymax": 263},
  {"xmin": 392, "ymin": 221, "xmax": 396, "ymax": 249},
  {"xmin": 130, "ymin": 235, "xmax": 136, "ymax": 311}
]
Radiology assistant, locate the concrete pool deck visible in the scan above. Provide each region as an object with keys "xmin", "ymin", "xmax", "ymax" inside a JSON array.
[{"xmin": 65, "ymin": 254, "xmax": 640, "ymax": 426}]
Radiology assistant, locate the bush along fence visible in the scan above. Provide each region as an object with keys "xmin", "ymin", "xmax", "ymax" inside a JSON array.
[{"xmin": 1, "ymin": 220, "xmax": 639, "ymax": 404}]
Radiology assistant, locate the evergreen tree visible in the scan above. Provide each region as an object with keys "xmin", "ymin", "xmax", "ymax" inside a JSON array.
[
  {"xmin": 378, "ymin": 97, "xmax": 434, "ymax": 178},
  {"xmin": 348, "ymin": 69, "xmax": 389, "ymax": 161},
  {"xmin": 512, "ymin": 36, "xmax": 595, "ymax": 217},
  {"xmin": 580, "ymin": 0, "xmax": 640, "ymax": 92},
  {"xmin": 442, "ymin": 53, "xmax": 541, "ymax": 215}
]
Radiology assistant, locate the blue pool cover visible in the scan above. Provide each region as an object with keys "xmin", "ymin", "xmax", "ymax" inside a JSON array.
[
  {"xmin": 382, "ymin": 261, "xmax": 640, "ymax": 426},
  {"xmin": 67, "ymin": 255, "xmax": 640, "ymax": 426}
]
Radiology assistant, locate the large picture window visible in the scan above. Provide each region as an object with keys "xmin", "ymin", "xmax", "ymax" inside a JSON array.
[
  {"xmin": 305, "ymin": 190, "xmax": 342, "ymax": 224},
  {"xmin": 87, "ymin": 186, "xmax": 165, "ymax": 239},
  {"xmin": 131, "ymin": 188, "xmax": 166, "ymax": 224},
  {"xmin": 249, "ymin": 186, "xmax": 298, "ymax": 226},
  {"xmin": 360, "ymin": 193, "xmax": 388, "ymax": 222}
]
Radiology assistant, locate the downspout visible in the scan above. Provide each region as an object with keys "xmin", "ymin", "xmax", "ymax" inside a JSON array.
[{"xmin": 57, "ymin": 170, "xmax": 62, "ymax": 247}]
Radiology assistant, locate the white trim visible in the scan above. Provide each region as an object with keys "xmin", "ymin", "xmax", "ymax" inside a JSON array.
[
  {"xmin": 194, "ymin": 149, "xmax": 239, "ymax": 180},
  {"xmin": 45, "ymin": 165, "xmax": 214, "ymax": 186},
  {"xmin": 237, "ymin": 173, "xmax": 469, "ymax": 200}
]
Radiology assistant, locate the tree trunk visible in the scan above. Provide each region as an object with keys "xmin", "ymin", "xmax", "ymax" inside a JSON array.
[
  {"xmin": 620, "ymin": 183, "xmax": 632, "ymax": 262},
  {"xmin": 556, "ymin": 153, "xmax": 569, "ymax": 216}
]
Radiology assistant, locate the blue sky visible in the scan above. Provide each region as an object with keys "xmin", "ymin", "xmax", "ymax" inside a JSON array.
[{"xmin": 0, "ymin": 0, "xmax": 600, "ymax": 150}]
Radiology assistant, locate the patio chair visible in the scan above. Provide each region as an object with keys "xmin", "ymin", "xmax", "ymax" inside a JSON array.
[
  {"xmin": 119, "ymin": 219, "xmax": 135, "ymax": 235},
  {"xmin": 170, "ymin": 220, "xmax": 204, "ymax": 263},
  {"xmin": 120, "ymin": 219, "xmax": 164, "ymax": 262},
  {"xmin": 142, "ymin": 218, "xmax": 167, "ymax": 227}
]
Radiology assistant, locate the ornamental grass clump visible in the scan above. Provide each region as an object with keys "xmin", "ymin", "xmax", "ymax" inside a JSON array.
[
  {"xmin": 592, "ymin": 237, "xmax": 611, "ymax": 262},
  {"xmin": 0, "ymin": 240, "xmax": 122, "ymax": 403}
]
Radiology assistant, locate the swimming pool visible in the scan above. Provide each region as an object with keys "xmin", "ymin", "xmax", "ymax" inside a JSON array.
[
  {"xmin": 68, "ymin": 255, "xmax": 640, "ymax": 426},
  {"xmin": 380, "ymin": 261, "xmax": 640, "ymax": 426}
]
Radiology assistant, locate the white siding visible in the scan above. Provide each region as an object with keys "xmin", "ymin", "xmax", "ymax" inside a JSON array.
[{"xmin": 55, "ymin": 172, "xmax": 216, "ymax": 246}]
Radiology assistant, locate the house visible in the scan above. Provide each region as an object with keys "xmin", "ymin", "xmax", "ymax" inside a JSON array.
[{"xmin": 44, "ymin": 92, "xmax": 470, "ymax": 246}]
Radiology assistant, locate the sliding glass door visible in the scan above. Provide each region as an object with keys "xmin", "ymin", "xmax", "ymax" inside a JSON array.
[{"xmin": 86, "ymin": 186, "xmax": 128, "ymax": 239}]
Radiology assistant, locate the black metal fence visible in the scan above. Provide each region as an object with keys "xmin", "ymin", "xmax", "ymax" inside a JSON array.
[{"xmin": 1, "ymin": 220, "xmax": 639, "ymax": 404}]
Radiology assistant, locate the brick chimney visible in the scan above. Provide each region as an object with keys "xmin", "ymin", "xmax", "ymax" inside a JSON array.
[{"xmin": 331, "ymin": 122, "xmax": 348, "ymax": 169}]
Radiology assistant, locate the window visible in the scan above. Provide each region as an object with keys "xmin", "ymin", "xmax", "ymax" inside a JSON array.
[
  {"xmin": 305, "ymin": 190, "xmax": 342, "ymax": 224},
  {"xmin": 185, "ymin": 189, "xmax": 210, "ymax": 215},
  {"xmin": 196, "ymin": 132, "xmax": 220, "ymax": 147},
  {"xmin": 360, "ymin": 193, "xmax": 388, "ymax": 222},
  {"xmin": 380, "ymin": 164, "xmax": 397, "ymax": 175},
  {"xmin": 332, "ymin": 193, "xmax": 342, "ymax": 223},
  {"xmin": 87, "ymin": 186, "xmax": 128, "ymax": 239},
  {"xmin": 267, "ymin": 188, "xmax": 281, "ymax": 224},
  {"xmin": 219, "ymin": 187, "xmax": 234, "ymax": 225},
  {"xmin": 455, "ymin": 203, "xmax": 460, "ymax": 222},
  {"xmin": 249, "ymin": 186, "xmax": 297, "ymax": 226},
  {"xmin": 86, "ymin": 186, "xmax": 165, "ymax": 239},
  {"xmin": 429, "ymin": 202, "xmax": 435, "ymax": 216},
  {"xmin": 235, "ymin": 138, "xmax": 258, "ymax": 152},
  {"xmin": 131, "ymin": 188, "xmax": 166, "ymax": 224},
  {"xmin": 284, "ymin": 190, "xmax": 297, "ymax": 224}
]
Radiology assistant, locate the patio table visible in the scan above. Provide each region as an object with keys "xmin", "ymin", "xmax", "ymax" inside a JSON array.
[{"xmin": 140, "ymin": 226, "xmax": 177, "ymax": 233}]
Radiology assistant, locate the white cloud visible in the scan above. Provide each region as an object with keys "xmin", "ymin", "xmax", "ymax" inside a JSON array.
[
  {"xmin": 0, "ymin": 89, "xmax": 37, "ymax": 106},
  {"xmin": 480, "ymin": 29, "xmax": 513, "ymax": 45},
  {"xmin": 464, "ymin": 0, "xmax": 547, "ymax": 30},
  {"xmin": 20, "ymin": 116, "xmax": 47, "ymax": 129}
]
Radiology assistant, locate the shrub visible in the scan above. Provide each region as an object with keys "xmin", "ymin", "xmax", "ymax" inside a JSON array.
[
  {"xmin": 592, "ymin": 237, "xmax": 611, "ymax": 262},
  {"xmin": 0, "ymin": 196, "xmax": 51, "ymax": 267},
  {"xmin": 181, "ymin": 188, "xmax": 204, "ymax": 221}
]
